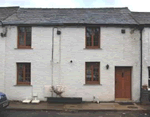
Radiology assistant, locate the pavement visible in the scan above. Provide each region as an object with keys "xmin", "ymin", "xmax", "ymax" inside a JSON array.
[{"xmin": 6, "ymin": 101, "xmax": 150, "ymax": 111}]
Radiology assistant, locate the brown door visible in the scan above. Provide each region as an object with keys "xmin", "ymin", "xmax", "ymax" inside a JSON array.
[{"xmin": 115, "ymin": 67, "xmax": 131, "ymax": 100}]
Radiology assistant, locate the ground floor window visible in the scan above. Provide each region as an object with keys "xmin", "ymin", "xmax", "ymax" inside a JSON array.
[
  {"xmin": 85, "ymin": 62, "xmax": 100, "ymax": 84},
  {"xmin": 17, "ymin": 63, "xmax": 31, "ymax": 85}
]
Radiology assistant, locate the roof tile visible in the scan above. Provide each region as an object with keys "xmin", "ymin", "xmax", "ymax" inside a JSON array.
[{"xmin": 2, "ymin": 7, "xmax": 138, "ymax": 25}]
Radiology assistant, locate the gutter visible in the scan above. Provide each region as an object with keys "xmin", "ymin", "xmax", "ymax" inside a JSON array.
[
  {"xmin": 1, "ymin": 23, "xmax": 139, "ymax": 27},
  {"xmin": 139, "ymin": 26, "xmax": 144, "ymax": 103}
]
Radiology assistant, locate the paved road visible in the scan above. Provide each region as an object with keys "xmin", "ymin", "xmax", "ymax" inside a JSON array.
[{"xmin": 0, "ymin": 110, "xmax": 150, "ymax": 117}]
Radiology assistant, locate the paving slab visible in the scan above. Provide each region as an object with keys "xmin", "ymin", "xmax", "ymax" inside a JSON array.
[{"xmin": 6, "ymin": 101, "xmax": 149, "ymax": 111}]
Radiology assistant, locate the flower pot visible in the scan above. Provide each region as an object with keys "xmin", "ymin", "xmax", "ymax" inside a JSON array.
[
  {"xmin": 47, "ymin": 97, "xmax": 82, "ymax": 103},
  {"xmin": 142, "ymin": 85, "xmax": 148, "ymax": 90}
]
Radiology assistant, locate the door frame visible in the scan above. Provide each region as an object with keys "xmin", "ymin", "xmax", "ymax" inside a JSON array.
[{"xmin": 114, "ymin": 66, "xmax": 132, "ymax": 101}]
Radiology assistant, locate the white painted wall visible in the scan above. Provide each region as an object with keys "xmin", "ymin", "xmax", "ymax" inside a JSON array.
[
  {"xmin": 0, "ymin": 26, "xmax": 5, "ymax": 93},
  {"xmin": 1, "ymin": 26, "xmax": 141, "ymax": 102},
  {"xmin": 60, "ymin": 27, "xmax": 140, "ymax": 101},
  {"xmin": 142, "ymin": 28, "xmax": 150, "ymax": 87}
]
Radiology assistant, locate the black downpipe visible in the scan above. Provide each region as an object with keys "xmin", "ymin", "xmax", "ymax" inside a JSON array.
[{"xmin": 140, "ymin": 27, "xmax": 144, "ymax": 103}]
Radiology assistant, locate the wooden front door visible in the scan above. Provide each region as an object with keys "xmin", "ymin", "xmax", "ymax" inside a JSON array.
[{"xmin": 115, "ymin": 67, "xmax": 131, "ymax": 100}]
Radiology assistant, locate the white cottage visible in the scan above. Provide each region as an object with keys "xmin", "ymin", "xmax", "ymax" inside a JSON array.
[{"xmin": 0, "ymin": 6, "xmax": 149, "ymax": 102}]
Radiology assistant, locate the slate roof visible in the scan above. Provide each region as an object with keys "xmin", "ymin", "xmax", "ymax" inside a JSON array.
[
  {"xmin": 0, "ymin": 6, "xmax": 19, "ymax": 21},
  {"xmin": 2, "ymin": 7, "xmax": 150, "ymax": 25},
  {"xmin": 132, "ymin": 12, "xmax": 150, "ymax": 24},
  {"xmin": 1, "ymin": 7, "xmax": 138, "ymax": 25}
]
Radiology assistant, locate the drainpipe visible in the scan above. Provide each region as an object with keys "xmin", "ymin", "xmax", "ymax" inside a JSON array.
[
  {"xmin": 58, "ymin": 28, "xmax": 61, "ymax": 85},
  {"xmin": 139, "ymin": 26, "xmax": 144, "ymax": 103},
  {"xmin": 51, "ymin": 27, "xmax": 54, "ymax": 97}
]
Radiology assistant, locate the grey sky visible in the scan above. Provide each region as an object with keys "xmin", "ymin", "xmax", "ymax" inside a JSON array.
[{"xmin": 0, "ymin": 0, "xmax": 150, "ymax": 12}]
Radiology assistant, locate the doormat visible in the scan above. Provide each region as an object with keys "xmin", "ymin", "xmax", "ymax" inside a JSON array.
[
  {"xmin": 127, "ymin": 106, "xmax": 138, "ymax": 109},
  {"xmin": 118, "ymin": 102, "xmax": 134, "ymax": 105}
]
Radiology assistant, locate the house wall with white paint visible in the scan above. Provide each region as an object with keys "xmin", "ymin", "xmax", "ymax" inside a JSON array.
[
  {"xmin": 0, "ymin": 26, "xmax": 5, "ymax": 93},
  {"xmin": 0, "ymin": 26, "xmax": 141, "ymax": 101},
  {"xmin": 59, "ymin": 27, "xmax": 140, "ymax": 101},
  {"xmin": 142, "ymin": 28, "xmax": 150, "ymax": 88}
]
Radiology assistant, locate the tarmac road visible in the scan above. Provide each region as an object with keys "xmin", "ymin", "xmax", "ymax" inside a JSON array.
[{"xmin": 0, "ymin": 110, "xmax": 150, "ymax": 117}]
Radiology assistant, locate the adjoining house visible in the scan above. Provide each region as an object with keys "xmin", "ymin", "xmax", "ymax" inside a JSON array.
[{"xmin": 0, "ymin": 6, "xmax": 149, "ymax": 102}]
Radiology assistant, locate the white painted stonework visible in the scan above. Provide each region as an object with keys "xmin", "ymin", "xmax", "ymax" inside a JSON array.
[
  {"xmin": 0, "ymin": 27, "xmax": 5, "ymax": 93},
  {"xmin": 142, "ymin": 28, "xmax": 150, "ymax": 87},
  {"xmin": 0, "ymin": 26, "xmax": 142, "ymax": 102}
]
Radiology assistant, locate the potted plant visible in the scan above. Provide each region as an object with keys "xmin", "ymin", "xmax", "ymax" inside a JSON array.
[
  {"xmin": 142, "ymin": 84, "xmax": 148, "ymax": 90},
  {"xmin": 47, "ymin": 85, "xmax": 82, "ymax": 103},
  {"xmin": 51, "ymin": 86, "xmax": 64, "ymax": 97}
]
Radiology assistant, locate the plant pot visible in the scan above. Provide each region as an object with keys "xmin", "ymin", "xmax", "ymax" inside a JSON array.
[
  {"xmin": 142, "ymin": 85, "xmax": 148, "ymax": 90},
  {"xmin": 47, "ymin": 97, "xmax": 82, "ymax": 103}
]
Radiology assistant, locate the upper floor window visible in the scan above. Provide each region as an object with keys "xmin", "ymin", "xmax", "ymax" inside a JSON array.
[
  {"xmin": 86, "ymin": 27, "xmax": 100, "ymax": 49},
  {"xmin": 18, "ymin": 27, "xmax": 31, "ymax": 49}
]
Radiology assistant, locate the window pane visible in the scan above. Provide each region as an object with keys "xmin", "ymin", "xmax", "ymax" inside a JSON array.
[
  {"xmin": 93, "ymin": 28, "xmax": 99, "ymax": 46},
  {"xmin": 93, "ymin": 63, "xmax": 99, "ymax": 81},
  {"xmin": 18, "ymin": 27, "xmax": 25, "ymax": 46},
  {"xmin": 26, "ymin": 27, "xmax": 31, "ymax": 32},
  {"xmin": 26, "ymin": 32, "xmax": 31, "ymax": 46},
  {"xmin": 93, "ymin": 68, "xmax": 99, "ymax": 81},
  {"xmin": 25, "ymin": 64, "xmax": 31, "ymax": 82},
  {"xmin": 19, "ymin": 33, "xmax": 24, "ymax": 45},
  {"xmin": 18, "ymin": 64, "xmax": 24, "ymax": 82},
  {"xmin": 86, "ymin": 63, "xmax": 92, "ymax": 81},
  {"xmin": 86, "ymin": 28, "xmax": 92, "ymax": 46},
  {"xmin": 19, "ymin": 27, "xmax": 25, "ymax": 32},
  {"xmin": 26, "ymin": 27, "xmax": 31, "ymax": 46},
  {"xmin": 25, "ymin": 75, "xmax": 30, "ymax": 82},
  {"xmin": 87, "ymin": 37, "xmax": 92, "ymax": 46}
]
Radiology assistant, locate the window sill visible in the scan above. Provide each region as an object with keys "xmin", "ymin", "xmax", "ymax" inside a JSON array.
[
  {"xmin": 14, "ymin": 48, "xmax": 33, "ymax": 50},
  {"xmin": 83, "ymin": 48, "xmax": 102, "ymax": 50},
  {"xmin": 14, "ymin": 85, "xmax": 32, "ymax": 87},
  {"xmin": 83, "ymin": 84, "xmax": 102, "ymax": 86}
]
